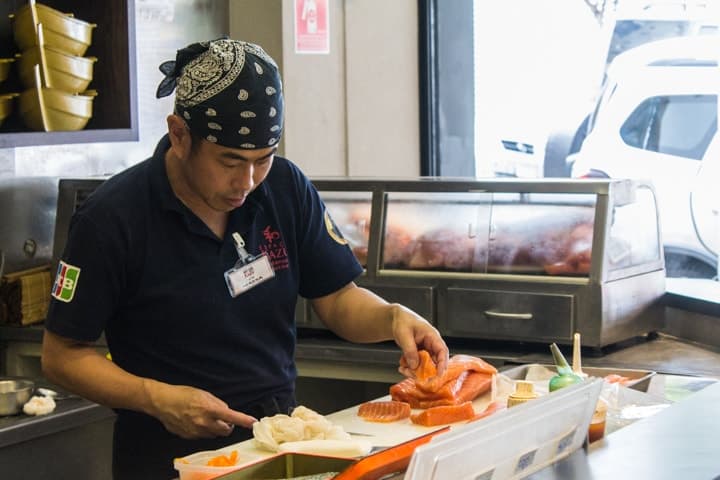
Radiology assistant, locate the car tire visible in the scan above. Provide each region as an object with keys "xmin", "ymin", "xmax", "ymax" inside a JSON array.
[{"xmin": 543, "ymin": 115, "xmax": 590, "ymax": 178}]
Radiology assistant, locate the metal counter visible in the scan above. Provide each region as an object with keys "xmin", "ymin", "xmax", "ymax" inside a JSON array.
[
  {"xmin": 529, "ymin": 380, "xmax": 720, "ymax": 479},
  {"xmin": 0, "ymin": 386, "xmax": 115, "ymax": 480},
  {"xmin": 295, "ymin": 331, "xmax": 720, "ymax": 380},
  {"xmin": 5, "ymin": 324, "xmax": 720, "ymax": 381},
  {"xmin": 0, "ymin": 393, "xmax": 114, "ymax": 449}
]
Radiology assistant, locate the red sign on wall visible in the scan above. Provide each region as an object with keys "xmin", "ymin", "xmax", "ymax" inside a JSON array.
[{"xmin": 294, "ymin": 0, "xmax": 329, "ymax": 54}]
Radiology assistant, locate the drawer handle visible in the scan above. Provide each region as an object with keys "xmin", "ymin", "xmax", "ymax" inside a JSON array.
[{"xmin": 484, "ymin": 310, "xmax": 533, "ymax": 320}]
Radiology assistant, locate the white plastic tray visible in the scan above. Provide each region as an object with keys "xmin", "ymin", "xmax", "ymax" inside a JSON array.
[
  {"xmin": 404, "ymin": 378, "xmax": 603, "ymax": 480},
  {"xmin": 501, "ymin": 363, "xmax": 655, "ymax": 392}
]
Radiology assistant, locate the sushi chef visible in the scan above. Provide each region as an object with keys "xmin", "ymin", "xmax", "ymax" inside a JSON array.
[{"xmin": 41, "ymin": 37, "xmax": 449, "ymax": 480}]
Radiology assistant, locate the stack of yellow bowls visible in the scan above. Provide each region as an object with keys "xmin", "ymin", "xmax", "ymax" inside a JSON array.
[{"xmin": 10, "ymin": 2, "xmax": 98, "ymax": 131}]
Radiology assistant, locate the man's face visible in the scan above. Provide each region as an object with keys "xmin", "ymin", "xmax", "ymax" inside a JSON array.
[{"xmin": 183, "ymin": 136, "xmax": 276, "ymax": 212}]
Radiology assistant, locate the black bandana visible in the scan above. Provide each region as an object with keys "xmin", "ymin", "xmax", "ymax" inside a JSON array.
[{"xmin": 156, "ymin": 38, "xmax": 283, "ymax": 149}]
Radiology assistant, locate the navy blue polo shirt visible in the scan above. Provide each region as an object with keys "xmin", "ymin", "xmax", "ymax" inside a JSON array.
[{"xmin": 45, "ymin": 135, "xmax": 363, "ymax": 408}]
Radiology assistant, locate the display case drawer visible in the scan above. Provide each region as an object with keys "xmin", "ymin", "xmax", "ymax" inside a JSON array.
[{"xmin": 441, "ymin": 287, "xmax": 574, "ymax": 341}]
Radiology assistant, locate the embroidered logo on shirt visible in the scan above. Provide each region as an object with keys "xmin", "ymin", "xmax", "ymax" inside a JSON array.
[
  {"xmin": 324, "ymin": 210, "xmax": 348, "ymax": 245},
  {"xmin": 259, "ymin": 225, "xmax": 289, "ymax": 271},
  {"xmin": 51, "ymin": 261, "xmax": 81, "ymax": 303}
]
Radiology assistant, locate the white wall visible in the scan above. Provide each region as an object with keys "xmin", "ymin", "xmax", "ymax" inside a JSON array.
[{"xmin": 230, "ymin": 0, "xmax": 420, "ymax": 177}]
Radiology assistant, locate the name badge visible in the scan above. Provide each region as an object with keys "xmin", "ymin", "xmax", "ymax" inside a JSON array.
[{"xmin": 224, "ymin": 253, "xmax": 275, "ymax": 297}]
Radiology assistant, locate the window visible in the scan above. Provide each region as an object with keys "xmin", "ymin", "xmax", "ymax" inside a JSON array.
[
  {"xmin": 421, "ymin": 0, "xmax": 719, "ymax": 282},
  {"xmin": 621, "ymin": 94, "xmax": 718, "ymax": 160}
]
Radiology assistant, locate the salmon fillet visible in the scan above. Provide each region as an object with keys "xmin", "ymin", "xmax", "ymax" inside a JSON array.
[
  {"xmin": 410, "ymin": 401, "xmax": 476, "ymax": 426},
  {"xmin": 414, "ymin": 354, "xmax": 497, "ymax": 393},
  {"xmin": 391, "ymin": 370, "xmax": 468, "ymax": 402},
  {"xmin": 391, "ymin": 352, "xmax": 497, "ymax": 412},
  {"xmin": 391, "ymin": 372, "xmax": 493, "ymax": 408},
  {"xmin": 357, "ymin": 401, "xmax": 411, "ymax": 423}
]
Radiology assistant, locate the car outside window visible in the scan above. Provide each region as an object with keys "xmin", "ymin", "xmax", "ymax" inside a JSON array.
[{"xmin": 620, "ymin": 94, "xmax": 717, "ymax": 160}]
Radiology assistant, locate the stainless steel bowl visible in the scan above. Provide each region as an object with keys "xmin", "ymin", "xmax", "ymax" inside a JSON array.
[{"xmin": 0, "ymin": 378, "xmax": 35, "ymax": 415}]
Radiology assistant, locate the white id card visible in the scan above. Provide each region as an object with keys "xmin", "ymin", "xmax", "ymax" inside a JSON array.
[{"xmin": 224, "ymin": 253, "xmax": 275, "ymax": 297}]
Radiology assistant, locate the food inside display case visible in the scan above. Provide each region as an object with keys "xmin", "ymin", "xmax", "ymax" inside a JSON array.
[
  {"xmin": 485, "ymin": 194, "xmax": 595, "ymax": 275},
  {"xmin": 324, "ymin": 187, "xmax": 659, "ymax": 277},
  {"xmin": 382, "ymin": 192, "xmax": 487, "ymax": 273}
]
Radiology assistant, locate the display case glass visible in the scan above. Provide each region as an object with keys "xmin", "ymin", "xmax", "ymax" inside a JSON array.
[
  {"xmin": 319, "ymin": 185, "xmax": 661, "ymax": 277},
  {"xmin": 483, "ymin": 192, "xmax": 595, "ymax": 276},
  {"xmin": 606, "ymin": 185, "xmax": 660, "ymax": 270},
  {"xmin": 321, "ymin": 191, "xmax": 372, "ymax": 268},
  {"xmin": 382, "ymin": 192, "xmax": 490, "ymax": 272},
  {"xmin": 378, "ymin": 191, "xmax": 598, "ymax": 275}
]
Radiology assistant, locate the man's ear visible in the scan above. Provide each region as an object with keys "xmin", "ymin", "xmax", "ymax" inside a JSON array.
[{"xmin": 166, "ymin": 114, "xmax": 192, "ymax": 157}]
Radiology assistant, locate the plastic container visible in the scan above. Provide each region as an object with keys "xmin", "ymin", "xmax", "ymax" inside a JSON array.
[
  {"xmin": 212, "ymin": 452, "xmax": 355, "ymax": 479},
  {"xmin": 501, "ymin": 364, "xmax": 656, "ymax": 392},
  {"xmin": 174, "ymin": 450, "xmax": 256, "ymax": 480}
]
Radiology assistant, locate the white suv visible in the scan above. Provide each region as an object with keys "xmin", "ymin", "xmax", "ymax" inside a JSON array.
[{"xmin": 568, "ymin": 35, "xmax": 719, "ymax": 278}]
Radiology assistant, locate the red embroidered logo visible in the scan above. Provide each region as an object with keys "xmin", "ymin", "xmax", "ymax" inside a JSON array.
[
  {"xmin": 263, "ymin": 226, "xmax": 281, "ymax": 242},
  {"xmin": 259, "ymin": 225, "xmax": 289, "ymax": 271}
]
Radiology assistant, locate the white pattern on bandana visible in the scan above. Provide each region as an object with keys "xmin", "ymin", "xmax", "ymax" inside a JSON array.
[{"xmin": 172, "ymin": 39, "xmax": 282, "ymax": 148}]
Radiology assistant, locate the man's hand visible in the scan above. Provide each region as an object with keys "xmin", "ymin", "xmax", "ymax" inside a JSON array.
[
  {"xmin": 390, "ymin": 304, "xmax": 449, "ymax": 378},
  {"xmin": 142, "ymin": 379, "xmax": 257, "ymax": 439},
  {"xmin": 312, "ymin": 283, "xmax": 450, "ymax": 378}
]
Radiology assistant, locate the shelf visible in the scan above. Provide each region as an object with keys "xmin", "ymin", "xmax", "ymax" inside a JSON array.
[{"xmin": 0, "ymin": 0, "xmax": 137, "ymax": 147}]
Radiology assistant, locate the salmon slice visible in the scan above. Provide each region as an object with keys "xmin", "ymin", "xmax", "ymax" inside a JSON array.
[
  {"xmin": 415, "ymin": 355, "xmax": 497, "ymax": 393},
  {"xmin": 391, "ymin": 373, "xmax": 459, "ymax": 408},
  {"xmin": 391, "ymin": 370, "xmax": 468, "ymax": 403},
  {"xmin": 466, "ymin": 400, "xmax": 504, "ymax": 423},
  {"xmin": 401, "ymin": 350, "xmax": 438, "ymax": 382},
  {"xmin": 410, "ymin": 401, "xmax": 476, "ymax": 427},
  {"xmin": 357, "ymin": 400, "xmax": 411, "ymax": 423},
  {"xmin": 454, "ymin": 372, "xmax": 494, "ymax": 403},
  {"xmin": 390, "ymin": 372, "xmax": 493, "ymax": 408},
  {"xmin": 392, "ymin": 353, "xmax": 497, "ymax": 409}
]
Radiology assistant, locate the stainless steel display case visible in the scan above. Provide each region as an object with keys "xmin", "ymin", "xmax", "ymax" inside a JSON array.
[
  {"xmin": 299, "ymin": 178, "xmax": 666, "ymax": 348},
  {"xmin": 51, "ymin": 177, "xmax": 666, "ymax": 348},
  {"xmin": 0, "ymin": 177, "xmax": 59, "ymax": 276}
]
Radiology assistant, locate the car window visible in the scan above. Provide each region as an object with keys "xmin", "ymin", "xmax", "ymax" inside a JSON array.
[
  {"xmin": 620, "ymin": 94, "xmax": 717, "ymax": 160},
  {"xmin": 606, "ymin": 19, "xmax": 717, "ymax": 65}
]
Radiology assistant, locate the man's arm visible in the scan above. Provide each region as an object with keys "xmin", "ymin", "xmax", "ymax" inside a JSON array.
[
  {"xmin": 41, "ymin": 330, "xmax": 257, "ymax": 437},
  {"xmin": 310, "ymin": 282, "xmax": 449, "ymax": 375}
]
